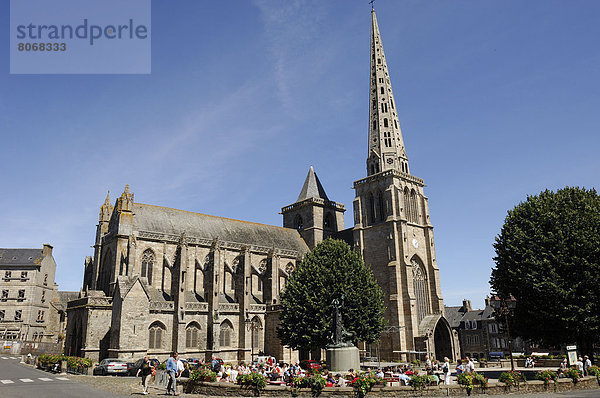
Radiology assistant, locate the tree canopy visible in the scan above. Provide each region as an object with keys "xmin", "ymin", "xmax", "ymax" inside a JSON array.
[
  {"xmin": 490, "ymin": 187, "xmax": 600, "ymax": 356},
  {"xmin": 277, "ymin": 238, "xmax": 385, "ymax": 351}
]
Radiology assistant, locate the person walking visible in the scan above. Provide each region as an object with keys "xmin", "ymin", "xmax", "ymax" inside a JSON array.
[
  {"xmin": 442, "ymin": 357, "xmax": 451, "ymax": 385},
  {"xmin": 166, "ymin": 352, "xmax": 179, "ymax": 396},
  {"xmin": 584, "ymin": 355, "xmax": 592, "ymax": 376},
  {"xmin": 464, "ymin": 356, "xmax": 475, "ymax": 373},
  {"xmin": 136, "ymin": 356, "xmax": 153, "ymax": 395}
]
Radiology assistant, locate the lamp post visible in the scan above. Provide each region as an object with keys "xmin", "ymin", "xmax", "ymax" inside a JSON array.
[
  {"xmin": 490, "ymin": 294, "xmax": 517, "ymax": 371},
  {"xmin": 245, "ymin": 317, "xmax": 262, "ymax": 362}
]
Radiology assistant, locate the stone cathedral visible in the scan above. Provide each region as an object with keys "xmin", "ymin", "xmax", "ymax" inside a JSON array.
[{"xmin": 65, "ymin": 9, "xmax": 459, "ymax": 364}]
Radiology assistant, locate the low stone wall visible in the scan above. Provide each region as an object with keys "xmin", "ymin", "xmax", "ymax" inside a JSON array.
[{"xmin": 180, "ymin": 376, "xmax": 600, "ymax": 397}]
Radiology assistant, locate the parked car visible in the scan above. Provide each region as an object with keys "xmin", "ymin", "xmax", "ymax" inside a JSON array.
[
  {"xmin": 299, "ymin": 359, "xmax": 321, "ymax": 371},
  {"xmin": 93, "ymin": 358, "xmax": 128, "ymax": 376},
  {"xmin": 186, "ymin": 358, "xmax": 203, "ymax": 370},
  {"xmin": 126, "ymin": 357, "xmax": 159, "ymax": 376}
]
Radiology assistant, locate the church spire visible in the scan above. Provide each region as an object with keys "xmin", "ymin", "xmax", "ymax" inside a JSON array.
[{"xmin": 367, "ymin": 9, "xmax": 410, "ymax": 176}]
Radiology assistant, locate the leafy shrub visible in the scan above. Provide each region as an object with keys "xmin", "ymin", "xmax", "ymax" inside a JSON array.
[
  {"xmin": 587, "ymin": 365, "xmax": 599, "ymax": 376},
  {"xmin": 237, "ymin": 372, "xmax": 267, "ymax": 396},
  {"xmin": 352, "ymin": 372, "xmax": 379, "ymax": 398},
  {"xmin": 190, "ymin": 367, "xmax": 217, "ymax": 383},
  {"xmin": 66, "ymin": 356, "xmax": 93, "ymax": 369},
  {"xmin": 457, "ymin": 373, "xmax": 473, "ymax": 389},
  {"xmin": 472, "ymin": 372, "xmax": 488, "ymax": 389},
  {"xmin": 499, "ymin": 370, "xmax": 526, "ymax": 387},
  {"xmin": 565, "ymin": 367, "xmax": 583, "ymax": 383},
  {"xmin": 290, "ymin": 373, "xmax": 327, "ymax": 397},
  {"xmin": 535, "ymin": 370, "xmax": 557, "ymax": 386},
  {"xmin": 408, "ymin": 374, "xmax": 429, "ymax": 391}
]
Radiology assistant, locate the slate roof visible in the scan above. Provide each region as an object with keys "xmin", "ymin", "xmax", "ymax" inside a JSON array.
[
  {"xmin": 133, "ymin": 203, "xmax": 308, "ymax": 253},
  {"xmin": 444, "ymin": 306, "xmax": 464, "ymax": 328},
  {"xmin": 296, "ymin": 166, "xmax": 329, "ymax": 202},
  {"xmin": 0, "ymin": 248, "xmax": 44, "ymax": 267}
]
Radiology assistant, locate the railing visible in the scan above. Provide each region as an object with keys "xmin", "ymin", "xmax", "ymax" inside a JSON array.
[
  {"xmin": 249, "ymin": 304, "xmax": 266, "ymax": 312},
  {"xmin": 218, "ymin": 303, "xmax": 239, "ymax": 312},
  {"xmin": 149, "ymin": 302, "xmax": 174, "ymax": 311},
  {"xmin": 185, "ymin": 302, "xmax": 208, "ymax": 311}
]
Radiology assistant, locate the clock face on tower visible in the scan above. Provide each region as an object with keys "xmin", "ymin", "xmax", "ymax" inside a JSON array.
[{"xmin": 412, "ymin": 238, "xmax": 419, "ymax": 249}]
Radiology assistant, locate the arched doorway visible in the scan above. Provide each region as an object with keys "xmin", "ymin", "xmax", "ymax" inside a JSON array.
[{"xmin": 433, "ymin": 317, "xmax": 453, "ymax": 360}]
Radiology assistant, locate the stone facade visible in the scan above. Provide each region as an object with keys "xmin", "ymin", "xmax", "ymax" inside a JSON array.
[
  {"xmin": 66, "ymin": 9, "xmax": 458, "ymax": 364},
  {"xmin": 0, "ymin": 245, "xmax": 59, "ymax": 343},
  {"xmin": 65, "ymin": 187, "xmax": 308, "ymax": 363}
]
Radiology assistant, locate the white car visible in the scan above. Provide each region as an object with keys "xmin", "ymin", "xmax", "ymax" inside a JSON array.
[{"xmin": 93, "ymin": 358, "xmax": 128, "ymax": 375}]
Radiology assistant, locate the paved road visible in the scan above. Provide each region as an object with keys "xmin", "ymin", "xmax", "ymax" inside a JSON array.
[
  {"xmin": 508, "ymin": 391, "xmax": 600, "ymax": 397},
  {"xmin": 0, "ymin": 356, "xmax": 131, "ymax": 398}
]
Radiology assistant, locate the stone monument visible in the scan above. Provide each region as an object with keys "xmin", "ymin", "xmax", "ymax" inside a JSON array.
[{"xmin": 326, "ymin": 296, "xmax": 360, "ymax": 372}]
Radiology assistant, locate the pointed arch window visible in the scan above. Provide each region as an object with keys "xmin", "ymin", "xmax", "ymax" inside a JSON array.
[
  {"xmin": 368, "ymin": 192, "xmax": 376, "ymax": 225},
  {"xmin": 377, "ymin": 191, "xmax": 385, "ymax": 222},
  {"xmin": 390, "ymin": 98, "xmax": 394, "ymax": 109},
  {"xmin": 324, "ymin": 213, "xmax": 334, "ymax": 230},
  {"xmin": 251, "ymin": 317, "xmax": 262, "ymax": 349},
  {"xmin": 412, "ymin": 258, "xmax": 430, "ymax": 323},
  {"xmin": 141, "ymin": 249, "xmax": 154, "ymax": 285},
  {"xmin": 295, "ymin": 215, "xmax": 303, "ymax": 231},
  {"xmin": 372, "ymin": 119, "xmax": 377, "ymax": 130},
  {"xmin": 219, "ymin": 321, "xmax": 233, "ymax": 347},
  {"xmin": 380, "ymin": 87, "xmax": 384, "ymax": 94},
  {"xmin": 186, "ymin": 322, "xmax": 201, "ymax": 348},
  {"xmin": 149, "ymin": 321, "xmax": 165, "ymax": 349}
]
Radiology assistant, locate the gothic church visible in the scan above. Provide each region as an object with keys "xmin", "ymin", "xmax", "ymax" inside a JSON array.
[{"xmin": 65, "ymin": 9, "xmax": 458, "ymax": 364}]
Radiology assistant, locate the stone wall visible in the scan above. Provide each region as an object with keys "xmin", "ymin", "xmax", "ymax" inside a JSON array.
[{"xmin": 180, "ymin": 376, "xmax": 600, "ymax": 397}]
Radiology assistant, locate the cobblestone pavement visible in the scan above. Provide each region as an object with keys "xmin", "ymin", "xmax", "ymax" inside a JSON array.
[{"xmin": 67, "ymin": 374, "xmax": 201, "ymax": 397}]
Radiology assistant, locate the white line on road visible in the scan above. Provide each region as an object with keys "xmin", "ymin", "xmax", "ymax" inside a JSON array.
[
  {"xmin": 1, "ymin": 357, "xmax": 8, "ymax": 359},
  {"xmin": 55, "ymin": 377, "xmax": 69, "ymax": 380},
  {"xmin": 10, "ymin": 357, "xmax": 19, "ymax": 359},
  {"xmin": 38, "ymin": 377, "xmax": 53, "ymax": 381},
  {"xmin": 20, "ymin": 379, "xmax": 34, "ymax": 382},
  {"xmin": 1, "ymin": 380, "xmax": 15, "ymax": 384}
]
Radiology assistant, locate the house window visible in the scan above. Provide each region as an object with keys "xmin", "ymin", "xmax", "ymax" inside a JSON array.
[
  {"xmin": 32, "ymin": 332, "xmax": 38, "ymax": 341},
  {"xmin": 37, "ymin": 310, "xmax": 44, "ymax": 322},
  {"xmin": 43, "ymin": 274, "xmax": 48, "ymax": 285},
  {"xmin": 18, "ymin": 289, "xmax": 25, "ymax": 300},
  {"xmin": 295, "ymin": 215, "xmax": 303, "ymax": 231},
  {"xmin": 4, "ymin": 271, "xmax": 11, "ymax": 280},
  {"xmin": 379, "ymin": 78, "xmax": 384, "ymax": 83},
  {"xmin": 148, "ymin": 322, "xmax": 165, "ymax": 349},
  {"xmin": 471, "ymin": 320, "xmax": 477, "ymax": 329},
  {"xmin": 1, "ymin": 290, "xmax": 8, "ymax": 301},
  {"xmin": 380, "ymin": 87, "xmax": 384, "ymax": 94},
  {"xmin": 383, "ymin": 118, "xmax": 388, "ymax": 127},
  {"xmin": 41, "ymin": 290, "xmax": 46, "ymax": 302},
  {"xmin": 390, "ymin": 98, "xmax": 394, "ymax": 109},
  {"xmin": 0, "ymin": 310, "xmax": 4, "ymax": 320},
  {"xmin": 141, "ymin": 249, "xmax": 155, "ymax": 285},
  {"xmin": 15, "ymin": 310, "xmax": 22, "ymax": 321},
  {"xmin": 186, "ymin": 323, "xmax": 200, "ymax": 348},
  {"xmin": 21, "ymin": 271, "xmax": 27, "ymax": 280},
  {"xmin": 219, "ymin": 322, "xmax": 233, "ymax": 347},
  {"xmin": 489, "ymin": 323, "xmax": 497, "ymax": 333},
  {"xmin": 465, "ymin": 321, "xmax": 470, "ymax": 329}
]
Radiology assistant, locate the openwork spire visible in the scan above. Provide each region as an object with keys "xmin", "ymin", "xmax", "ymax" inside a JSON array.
[{"xmin": 367, "ymin": 9, "xmax": 409, "ymax": 176}]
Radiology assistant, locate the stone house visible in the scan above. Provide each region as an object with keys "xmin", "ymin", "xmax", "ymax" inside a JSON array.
[{"xmin": 0, "ymin": 245, "xmax": 59, "ymax": 343}]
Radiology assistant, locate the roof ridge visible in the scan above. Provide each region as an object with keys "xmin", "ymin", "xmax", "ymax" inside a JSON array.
[{"xmin": 135, "ymin": 202, "xmax": 297, "ymax": 232}]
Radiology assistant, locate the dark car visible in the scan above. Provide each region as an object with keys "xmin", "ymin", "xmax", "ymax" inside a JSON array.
[
  {"xmin": 299, "ymin": 359, "xmax": 321, "ymax": 371},
  {"xmin": 127, "ymin": 357, "xmax": 159, "ymax": 376}
]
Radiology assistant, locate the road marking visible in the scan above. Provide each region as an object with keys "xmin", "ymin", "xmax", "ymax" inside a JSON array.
[
  {"xmin": 38, "ymin": 377, "xmax": 53, "ymax": 381},
  {"xmin": 11, "ymin": 357, "xmax": 19, "ymax": 359},
  {"xmin": 20, "ymin": 379, "xmax": 34, "ymax": 383},
  {"xmin": 1, "ymin": 357, "xmax": 8, "ymax": 359},
  {"xmin": 55, "ymin": 377, "xmax": 69, "ymax": 380},
  {"xmin": 1, "ymin": 380, "xmax": 15, "ymax": 384}
]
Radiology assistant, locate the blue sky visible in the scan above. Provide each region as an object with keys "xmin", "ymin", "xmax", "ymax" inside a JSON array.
[{"xmin": 1, "ymin": 0, "xmax": 599, "ymax": 308}]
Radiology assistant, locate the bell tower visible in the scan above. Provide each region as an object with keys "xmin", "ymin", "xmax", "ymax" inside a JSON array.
[{"xmin": 352, "ymin": 8, "xmax": 453, "ymax": 362}]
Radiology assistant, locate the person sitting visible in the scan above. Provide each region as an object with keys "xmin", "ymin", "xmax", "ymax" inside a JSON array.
[
  {"xmin": 375, "ymin": 369, "xmax": 384, "ymax": 378},
  {"xmin": 335, "ymin": 373, "xmax": 346, "ymax": 387}
]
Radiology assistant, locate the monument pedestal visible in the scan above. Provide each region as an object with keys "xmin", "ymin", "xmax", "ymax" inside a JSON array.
[{"xmin": 326, "ymin": 345, "xmax": 360, "ymax": 372}]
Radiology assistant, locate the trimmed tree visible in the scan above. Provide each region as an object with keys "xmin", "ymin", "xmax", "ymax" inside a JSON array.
[
  {"xmin": 490, "ymin": 187, "xmax": 600, "ymax": 359},
  {"xmin": 278, "ymin": 238, "xmax": 385, "ymax": 353}
]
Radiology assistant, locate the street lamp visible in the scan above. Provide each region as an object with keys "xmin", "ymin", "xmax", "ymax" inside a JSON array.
[
  {"xmin": 490, "ymin": 294, "xmax": 517, "ymax": 371},
  {"xmin": 245, "ymin": 317, "xmax": 262, "ymax": 361}
]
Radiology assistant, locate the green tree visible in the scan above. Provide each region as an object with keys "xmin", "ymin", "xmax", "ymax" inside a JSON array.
[
  {"xmin": 490, "ymin": 187, "xmax": 600, "ymax": 358},
  {"xmin": 277, "ymin": 238, "xmax": 385, "ymax": 352}
]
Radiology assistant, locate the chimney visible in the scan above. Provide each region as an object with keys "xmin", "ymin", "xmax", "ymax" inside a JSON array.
[
  {"xmin": 484, "ymin": 296, "xmax": 491, "ymax": 307},
  {"xmin": 462, "ymin": 299, "xmax": 472, "ymax": 312},
  {"xmin": 42, "ymin": 244, "xmax": 53, "ymax": 257}
]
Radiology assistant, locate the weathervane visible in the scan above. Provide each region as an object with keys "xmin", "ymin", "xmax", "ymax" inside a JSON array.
[{"xmin": 370, "ymin": 0, "xmax": 375, "ymax": 10}]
